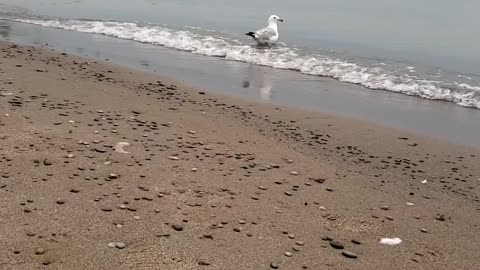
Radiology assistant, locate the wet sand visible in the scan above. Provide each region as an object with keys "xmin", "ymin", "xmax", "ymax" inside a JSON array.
[
  {"xmin": 0, "ymin": 41, "xmax": 479, "ymax": 269},
  {"xmin": 3, "ymin": 20, "xmax": 480, "ymax": 148}
]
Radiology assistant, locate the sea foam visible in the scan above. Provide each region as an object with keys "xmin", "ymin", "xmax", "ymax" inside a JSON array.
[{"xmin": 8, "ymin": 18, "xmax": 480, "ymax": 109}]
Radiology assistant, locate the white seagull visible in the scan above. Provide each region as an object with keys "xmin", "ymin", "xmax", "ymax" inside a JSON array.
[{"xmin": 246, "ymin": 15, "xmax": 284, "ymax": 46}]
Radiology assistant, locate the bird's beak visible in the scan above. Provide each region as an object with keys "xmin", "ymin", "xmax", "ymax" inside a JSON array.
[{"xmin": 278, "ymin": 19, "xmax": 284, "ymax": 22}]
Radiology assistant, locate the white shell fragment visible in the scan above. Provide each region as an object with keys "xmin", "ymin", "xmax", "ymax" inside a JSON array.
[
  {"xmin": 115, "ymin": 142, "xmax": 130, "ymax": 153},
  {"xmin": 380, "ymin": 237, "xmax": 402, "ymax": 245}
]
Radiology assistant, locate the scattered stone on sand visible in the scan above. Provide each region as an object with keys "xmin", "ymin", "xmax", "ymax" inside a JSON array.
[
  {"xmin": 351, "ymin": 240, "xmax": 361, "ymax": 245},
  {"xmin": 330, "ymin": 240, "xmax": 344, "ymax": 249},
  {"xmin": 342, "ymin": 250, "xmax": 358, "ymax": 258},
  {"xmin": 115, "ymin": 242, "xmax": 126, "ymax": 249},
  {"xmin": 35, "ymin": 248, "xmax": 46, "ymax": 255},
  {"xmin": 270, "ymin": 262, "xmax": 279, "ymax": 269},
  {"xmin": 198, "ymin": 260, "xmax": 210, "ymax": 266},
  {"xmin": 172, "ymin": 224, "xmax": 184, "ymax": 231},
  {"xmin": 43, "ymin": 159, "xmax": 53, "ymax": 166}
]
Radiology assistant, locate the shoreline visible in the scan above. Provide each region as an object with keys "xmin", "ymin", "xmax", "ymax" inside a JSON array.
[
  {"xmin": 2, "ymin": 19, "xmax": 480, "ymax": 148},
  {"xmin": 1, "ymin": 41, "xmax": 479, "ymax": 269}
]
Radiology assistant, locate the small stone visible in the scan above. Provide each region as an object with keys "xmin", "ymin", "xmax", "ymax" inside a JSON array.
[
  {"xmin": 284, "ymin": 251, "xmax": 293, "ymax": 257},
  {"xmin": 296, "ymin": 241, "xmax": 304, "ymax": 246},
  {"xmin": 342, "ymin": 251, "xmax": 358, "ymax": 258},
  {"xmin": 351, "ymin": 240, "xmax": 361, "ymax": 245},
  {"xmin": 233, "ymin": 227, "xmax": 241, "ymax": 232},
  {"xmin": 94, "ymin": 147, "xmax": 107, "ymax": 153},
  {"xmin": 115, "ymin": 242, "xmax": 126, "ymax": 249},
  {"xmin": 202, "ymin": 234, "xmax": 213, "ymax": 239},
  {"xmin": 35, "ymin": 248, "xmax": 45, "ymax": 255},
  {"xmin": 198, "ymin": 260, "xmax": 210, "ymax": 266},
  {"xmin": 107, "ymin": 242, "xmax": 116, "ymax": 248},
  {"xmin": 42, "ymin": 258, "xmax": 55, "ymax": 265},
  {"xmin": 56, "ymin": 199, "xmax": 65, "ymax": 205},
  {"xmin": 290, "ymin": 171, "xmax": 299, "ymax": 176},
  {"xmin": 330, "ymin": 240, "xmax": 344, "ymax": 249},
  {"xmin": 420, "ymin": 228, "xmax": 429, "ymax": 233},
  {"xmin": 270, "ymin": 262, "xmax": 279, "ymax": 269},
  {"xmin": 172, "ymin": 224, "xmax": 184, "ymax": 231},
  {"xmin": 43, "ymin": 159, "xmax": 53, "ymax": 166},
  {"xmin": 285, "ymin": 191, "xmax": 293, "ymax": 196}
]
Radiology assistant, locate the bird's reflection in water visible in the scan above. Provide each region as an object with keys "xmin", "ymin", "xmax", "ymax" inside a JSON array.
[
  {"xmin": 242, "ymin": 65, "xmax": 273, "ymax": 101},
  {"xmin": 0, "ymin": 21, "xmax": 11, "ymax": 38}
]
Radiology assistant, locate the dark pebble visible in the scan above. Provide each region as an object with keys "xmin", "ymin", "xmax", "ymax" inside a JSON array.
[
  {"xmin": 172, "ymin": 224, "xmax": 184, "ymax": 231},
  {"xmin": 330, "ymin": 240, "xmax": 344, "ymax": 249}
]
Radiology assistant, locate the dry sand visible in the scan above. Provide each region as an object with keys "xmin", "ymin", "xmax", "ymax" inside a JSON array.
[{"xmin": 0, "ymin": 41, "xmax": 479, "ymax": 270}]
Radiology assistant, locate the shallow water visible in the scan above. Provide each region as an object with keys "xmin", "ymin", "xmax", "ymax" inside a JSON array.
[{"xmin": 1, "ymin": 0, "xmax": 479, "ymax": 109}]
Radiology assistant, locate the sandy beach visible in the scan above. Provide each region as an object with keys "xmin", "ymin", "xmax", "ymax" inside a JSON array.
[{"xmin": 1, "ymin": 41, "xmax": 479, "ymax": 269}]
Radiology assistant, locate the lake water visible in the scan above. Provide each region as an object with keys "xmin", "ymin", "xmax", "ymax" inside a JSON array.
[{"xmin": 1, "ymin": 0, "xmax": 479, "ymax": 109}]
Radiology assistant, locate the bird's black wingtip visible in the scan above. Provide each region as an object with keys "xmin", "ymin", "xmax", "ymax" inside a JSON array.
[{"xmin": 245, "ymin": 32, "xmax": 255, "ymax": 37}]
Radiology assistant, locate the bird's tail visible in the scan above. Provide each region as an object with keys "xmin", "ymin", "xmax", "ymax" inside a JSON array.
[{"xmin": 245, "ymin": 32, "xmax": 255, "ymax": 37}]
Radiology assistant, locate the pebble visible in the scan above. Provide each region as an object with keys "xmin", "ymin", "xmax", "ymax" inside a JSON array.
[
  {"xmin": 172, "ymin": 224, "xmax": 184, "ymax": 231},
  {"xmin": 270, "ymin": 262, "xmax": 279, "ymax": 269},
  {"xmin": 115, "ymin": 242, "xmax": 126, "ymax": 249},
  {"xmin": 56, "ymin": 199, "xmax": 65, "ymax": 205},
  {"xmin": 380, "ymin": 205, "xmax": 389, "ymax": 210},
  {"xmin": 198, "ymin": 260, "xmax": 210, "ymax": 266},
  {"xmin": 342, "ymin": 250, "xmax": 358, "ymax": 258},
  {"xmin": 284, "ymin": 251, "xmax": 293, "ymax": 257},
  {"xmin": 420, "ymin": 228, "xmax": 429, "ymax": 233},
  {"xmin": 35, "ymin": 248, "xmax": 46, "ymax": 255},
  {"xmin": 330, "ymin": 240, "xmax": 344, "ymax": 249},
  {"xmin": 43, "ymin": 159, "xmax": 53, "ymax": 166},
  {"xmin": 290, "ymin": 171, "xmax": 299, "ymax": 176},
  {"xmin": 351, "ymin": 240, "xmax": 361, "ymax": 245}
]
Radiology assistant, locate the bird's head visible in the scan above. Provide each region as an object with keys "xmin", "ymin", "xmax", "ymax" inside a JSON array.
[{"xmin": 268, "ymin": 15, "xmax": 284, "ymax": 24}]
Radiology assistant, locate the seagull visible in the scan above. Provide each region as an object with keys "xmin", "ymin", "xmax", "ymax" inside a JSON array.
[{"xmin": 246, "ymin": 15, "xmax": 284, "ymax": 46}]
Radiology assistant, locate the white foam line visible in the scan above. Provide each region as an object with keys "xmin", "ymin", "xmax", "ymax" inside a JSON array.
[{"xmin": 11, "ymin": 18, "xmax": 480, "ymax": 110}]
